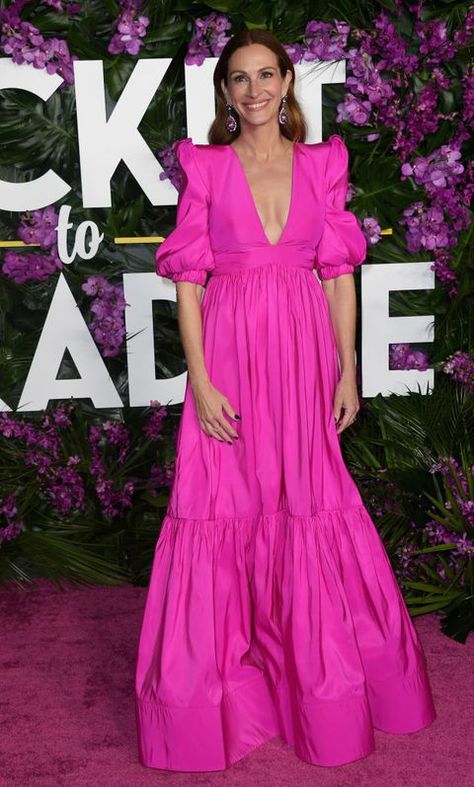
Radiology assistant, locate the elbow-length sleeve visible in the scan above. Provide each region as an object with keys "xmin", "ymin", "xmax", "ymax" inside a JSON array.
[
  {"xmin": 314, "ymin": 134, "xmax": 367, "ymax": 281},
  {"xmin": 155, "ymin": 137, "xmax": 215, "ymax": 286}
]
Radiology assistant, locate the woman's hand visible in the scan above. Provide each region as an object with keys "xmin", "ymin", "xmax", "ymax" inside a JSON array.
[
  {"xmin": 333, "ymin": 374, "xmax": 360, "ymax": 435},
  {"xmin": 191, "ymin": 380, "xmax": 240, "ymax": 444}
]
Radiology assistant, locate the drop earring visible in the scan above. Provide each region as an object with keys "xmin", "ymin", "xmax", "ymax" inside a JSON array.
[
  {"xmin": 225, "ymin": 102, "xmax": 238, "ymax": 133},
  {"xmin": 278, "ymin": 94, "xmax": 288, "ymax": 125}
]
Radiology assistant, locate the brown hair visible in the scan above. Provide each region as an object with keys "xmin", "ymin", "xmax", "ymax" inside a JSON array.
[{"xmin": 208, "ymin": 28, "xmax": 308, "ymax": 146}]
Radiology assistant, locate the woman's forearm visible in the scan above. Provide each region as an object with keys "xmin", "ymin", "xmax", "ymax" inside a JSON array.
[
  {"xmin": 175, "ymin": 282, "xmax": 210, "ymax": 389},
  {"xmin": 321, "ymin": 273, "xmax": 357, "ymax": 379}
]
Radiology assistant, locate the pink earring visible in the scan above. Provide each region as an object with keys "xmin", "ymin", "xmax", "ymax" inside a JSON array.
[
  {"xmin": 279, "ymin": 95, "xmax": 288, "ymax": 125},
  {"xmin": 226, "ymin": 103, "xmax": 238, "ymax": 133}
]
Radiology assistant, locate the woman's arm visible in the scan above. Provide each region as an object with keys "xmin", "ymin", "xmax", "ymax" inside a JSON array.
[
  {"xmin": 175, "ymin": 281, "xmax": 209, "ymax": 389},
  {"xmin": 175, "ymin": 282, "xmax": 240, "ymax": 444},
  {"xmin": 321, "ymin": 273, "xmax": 360, "ymax": 434}
]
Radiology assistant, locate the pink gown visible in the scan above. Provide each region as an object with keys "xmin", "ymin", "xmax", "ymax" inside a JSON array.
[{"xmin": 134, "ymin": 135, "xmax": 436, "ymax": 771}]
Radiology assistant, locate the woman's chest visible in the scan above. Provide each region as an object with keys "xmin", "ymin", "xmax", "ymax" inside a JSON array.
[{"xmin": 203, "ymin": 143, "xmax": 326, "ymax": 253}]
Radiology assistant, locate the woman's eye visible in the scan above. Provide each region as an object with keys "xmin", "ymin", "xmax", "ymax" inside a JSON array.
[{"xmin": 234, "ymin": 72, "xmax": 273, "ymax": 82}]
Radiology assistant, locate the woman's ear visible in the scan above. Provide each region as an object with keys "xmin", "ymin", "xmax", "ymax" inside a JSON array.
[{"xmin": 220, "ymin": 78, "xmax": 228, "ymax": 103}]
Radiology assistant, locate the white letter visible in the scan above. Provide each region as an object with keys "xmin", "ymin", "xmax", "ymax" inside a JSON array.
[
  {"xmin": 73, "ymin": 218, "xmax": 104, "ymax": 260},
  {"xmin": 56, "ymin": 204, "xmax": 104, "ymax": 263},
  {"xmin": 123, "ymin": 272, "xmax": 187, "ymax": 407},
  {"xmin": 361, "ymin": 261, "xmax": 435, "ymax": 398},
  {"xmin": 55, "ymin": 204, "xmax": 75, "ymax": 264},
  {"xmin": 74, "ymin": 59, "xmax": 178, "ymax": 208},
  {"xmin": 0, "ymin": 398, "xmax": 12, "ymax": 413},
  {"xmin": 18, "ymin": 273, "xmax": 122, "ymax": 411}
]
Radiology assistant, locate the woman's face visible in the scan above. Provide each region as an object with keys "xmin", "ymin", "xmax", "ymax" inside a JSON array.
[{"xmin": 221, "ymin": 43, "xmax": 292, "ymax": 129}]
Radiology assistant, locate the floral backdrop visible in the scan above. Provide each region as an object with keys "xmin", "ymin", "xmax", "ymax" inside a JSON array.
[{"xmin": 0, "ymin": 0, "xmax": 473, "ymax": 642}]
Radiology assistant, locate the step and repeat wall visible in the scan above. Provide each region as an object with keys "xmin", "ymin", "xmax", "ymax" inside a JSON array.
[{"xmin": 0, "ymin": 55, "xmax": 435, "ymax": 414}]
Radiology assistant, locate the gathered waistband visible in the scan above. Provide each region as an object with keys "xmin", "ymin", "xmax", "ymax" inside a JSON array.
[{"xmin": 210, "ymin": 245, "xmax": 315, "ymax": 276}]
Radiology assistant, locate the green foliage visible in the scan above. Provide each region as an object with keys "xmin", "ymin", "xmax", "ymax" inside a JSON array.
[
  {"xmin": 0, "ymin": 401, "xmax": 180, "ymax": 588},
  {"xmin": 342, "ymin": 376, "xmax": 473, "ymax": 641}
]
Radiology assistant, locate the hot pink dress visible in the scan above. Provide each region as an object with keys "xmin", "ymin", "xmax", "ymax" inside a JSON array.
[{"xmin": 135, "ymin": 135, "xmax": 436, "ymax": 771}]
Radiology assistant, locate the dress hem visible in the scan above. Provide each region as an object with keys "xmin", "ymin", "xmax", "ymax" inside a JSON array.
[
  {"xmin": 135, "ymin": 663, "xmax": 435, "ymax": 772},
  {"xmin": 135, "ymin": 504, "xmax": 436, "ymax": 772}
]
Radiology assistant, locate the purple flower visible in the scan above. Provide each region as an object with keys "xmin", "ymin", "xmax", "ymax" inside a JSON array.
[
  {"xmin": 303, "ymin": 20, "xmax": 351, "ymax": 62},
  {"xmin": 0, "ymin": 7, "xmax": 78, "ymax": 86},
  {"xmin": 17, "ymin": 206, "xmax": 59, "ymax": 249},
  {"xmin": 0, "ymin": 493, "xmax": 24, "ymax": 547},
  {"xmin": 277, "ymin": 6, "xmax": 472, "ymax": 301},
  {"xmin": 81, "ymin": 275, "xmax": 112, "ymax": 297},
  {"xmin": 0, "ymin": 410, "xmax": 62, "ymax": 458},
  {"xmin": 0, "ymin": 405, "xmax": 86, "ymax": 516},
  {"xmin": 415, "ymin": 19, "xmax": 457, "ymax": 66},
  {"xmin": 185, "ymin": 12, "xmax": 232, "ymax": 65},
  {"xmin": 442, "ymin": 351, "xmax": 474, "ymax": 393},
  {"xmin": 399, "ymin": 144, "xmax": 470, "ymax": 272},
  {"xmin": 362, "ymin": 217, "xmax": 382, "ymax": 247},
  {"xmin": 24, "ymin": 450, "xmax": 53, "ymax": 475},
  {"xmin": 158, "ymin": 140, "xmax": 188, "ymax": 190},
  {"xmin": 430, "ymin": 250, "xmax": 458, "ymax": 298},
  {"xmin": 423, "ymin": 518, "xmax": 474, "ymax": 558},
  {"xmin": 453, "ymin": 8, "xmax": 474, "ymax": 49},
  {"xmin": 43, "ymin": 456, "xmax": 85, "ymax": 515},
  {"xmin": 283, "ymin": 43, "xmax": 305, "ymax": 64},
  {"xmin": 52, "ymin": 403, "xmax": 73, "ymax": 428},
  {"xmin": 88, "ymin": 420, "xmax": 135, "ymax": 518},
  {"xmin": 143, "ymin": 401, "xmax": 167, "ymax": 441},
  {"xmin": 148, "ymin": 460, "xmax": 175, "ymax": 495},
  {"xmin": 401, "ymin": 146, "xmax": 464, "ymax": 194},
  {"xmin": 389, "ymin": 343, "xmax": 430, "ymax": 371},
  {"xmin": 1, "ymin": 206, "xmax": 62, "ymax": 284},
  {"xmin": 108, "ymin": 1, "xmax": 150, "ymax": 57},
  {"xmin": 82, "ymin": 276, "xmax": 128, "ymax": 357},
  {"xmin": 399, "ymin": 202, "xmax": 455, "ymax": 253},
  {"xmin": 429, "ymin": 456, "xmax": 474, "ymax": 528},
  {"xmin": 2, "ymin": 251, "xmax": 62, "ymax": 284}
]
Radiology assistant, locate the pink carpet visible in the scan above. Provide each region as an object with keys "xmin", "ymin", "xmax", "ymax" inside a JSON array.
[{"xmin": 0, "ymin": 578, "xmax": 472, "ymax": 787}]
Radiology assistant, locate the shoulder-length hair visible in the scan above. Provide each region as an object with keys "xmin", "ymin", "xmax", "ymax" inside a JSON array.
[{"xmin": 208, "ymin": 28, "xmax": 307, "ymax": 146}]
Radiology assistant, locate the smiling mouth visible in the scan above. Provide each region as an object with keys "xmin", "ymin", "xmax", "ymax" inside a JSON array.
[{"xmin": 244, "ymin": 100, "xmax": 270, "ymax": 111}]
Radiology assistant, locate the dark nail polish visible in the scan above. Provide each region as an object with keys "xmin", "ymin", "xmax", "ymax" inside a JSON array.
[{"xmin": 235, "ymin": 414, "xmax": 241, "ymax": 420}]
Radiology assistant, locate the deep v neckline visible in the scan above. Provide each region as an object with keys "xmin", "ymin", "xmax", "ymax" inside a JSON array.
[{"xmin": 229, "ymin": 141, "xmax": 298, "ymax": 247}]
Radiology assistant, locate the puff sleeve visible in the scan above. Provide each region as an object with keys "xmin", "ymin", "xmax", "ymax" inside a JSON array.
[
  {"xmin": 155, "ymin": 138, "xmax": 215, "ymax": 286},
  {"xmin": 314, "ymin": 134, "xmax": 367, "ymax": 281}
]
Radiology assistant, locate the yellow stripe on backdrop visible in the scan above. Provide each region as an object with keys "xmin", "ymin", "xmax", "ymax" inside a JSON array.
[
  {"xmin": 0, "ymin": 236, "xmax": 166, "ymax": 247},
  {"xmin": 0, "ymin": 228, "xmax": 392, "ymax": 249}
]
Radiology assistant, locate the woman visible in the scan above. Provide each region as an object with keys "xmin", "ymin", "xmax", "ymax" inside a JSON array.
[{"xmin": 135, "ymin": 28, "xmax": 436, "ymax": 772}]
